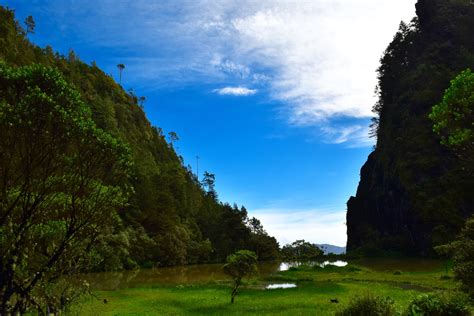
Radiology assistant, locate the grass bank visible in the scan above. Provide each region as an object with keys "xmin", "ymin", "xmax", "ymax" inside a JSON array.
[{"xmin": 72, "ymin": 261, "xmax": 470, "ymax": 315}]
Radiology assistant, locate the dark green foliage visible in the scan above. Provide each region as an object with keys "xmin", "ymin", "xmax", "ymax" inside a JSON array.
[
  {"xmin": 201, "ymin": 171, "xmax": 217, "ymax": 199},
  {"xmin": 0, "ymin": 62, "xmax": 131, "ymax": 314},
  {"xmin": 405, "ymin": 292, "xmax": 471, "ymax": 316},
  {"xmin": 117, "ymin": 63, "xmax": 125, "ymax": 84},
  {"xmin": 281, "ymin": 240, "xmax": 324, "ymax": 261},
  {"xmin": 0, "ymin": 5, "xmax": 279, "ymax": 269},
  {"xmin": 436, "ymin": 216, "xmax": 474, "ymax": 297},
  {"xmin": 24, "ymin": 15, "xmax": 34, "ymax": 34},
  {"xmin": 336, "ymin": 294, "xmax": 397, "ymax": 316},
  {"xmin": 223, "ymin": 250, "xmax": 258, "ymax": 304},
  {"xmin": 430, "ymin": 69, "xmax": 474, "ymax": 149},
  {"xmin": 453, "ymin": 217, "xmax": 474, "ymax": 297},
  {"xmin": 247, "ymin": 217, "xmax": 280, "ymax": 261},
  {"xmin": 347, "ymin": 0, "xmax": 474, "ymax": 255}
]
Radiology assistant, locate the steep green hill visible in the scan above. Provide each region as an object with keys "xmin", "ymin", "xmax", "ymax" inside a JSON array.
[
  {"xmin": 347, "ymin": 0, "xmax": 474, "ymax": 255},
  {"xmin": 0, "ymin": 6, "xmax": 279, "ymax": 268}
]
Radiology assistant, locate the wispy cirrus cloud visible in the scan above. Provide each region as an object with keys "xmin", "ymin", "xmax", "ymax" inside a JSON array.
[
  {"xmin": 321, "ymin": 125, "xmax": 375, "ymax": 148},
  {"xmin": 213, "ymin": 86, "xmax": 257, "ymax": 96},
  {"xmin": 29, "ymin": 0, "xmax": 416, "ymax": 145}
]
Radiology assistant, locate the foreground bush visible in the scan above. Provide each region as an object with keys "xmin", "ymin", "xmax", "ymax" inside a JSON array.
[
  {"xmin": 405, "ymin": 292, "xmax": 471, "ymax": 316},
  {"xmin": 0, "ymin": 62, "xmax": 131, "ymax": 314},
  {"xmin": 436, "ymin": 216, "xmax": 474, "ymax": 298},
  {"xmin": 336, "ymin": 294, "xmax": 396, "ymax": 316}
]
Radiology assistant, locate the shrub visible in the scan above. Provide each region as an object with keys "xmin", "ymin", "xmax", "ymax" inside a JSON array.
[
  {"xmin": 393, "ymin": 270, "xmax": 402, "ymax": 275},
  {"xmin": 405, "ymin": 292, "xmax": 471, "ymax": 316},
  {"xmin": 336, "ymin": 294, "xmax": 396, "ymax": 316}
]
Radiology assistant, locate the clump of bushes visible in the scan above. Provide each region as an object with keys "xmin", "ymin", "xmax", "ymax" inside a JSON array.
[
  {"xmin": 337, "ymin": 292, "xmax": 472, "ymax": 316},
  {"xmin": 336, "ymin": 294, "xmax": 396, "ymax": 316},
  {"xmin": 393, "ymin": 270, "xmax": 402, "ymax": 275},
  {"xmin": 405, "ymin": 292, "xmax": 471, "ymax": 316}
]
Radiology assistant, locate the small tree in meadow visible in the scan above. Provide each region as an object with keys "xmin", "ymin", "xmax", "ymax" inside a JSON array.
[{"xmin": 223, "ymin": 250, "xmax": 258, "ymax": 304}]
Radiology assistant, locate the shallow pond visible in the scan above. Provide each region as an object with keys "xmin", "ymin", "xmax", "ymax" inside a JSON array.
[
  {"xmin": 80, "ymin": 258, "xmax": 444, "ymax": 291},
  {"xmin": 278, "ymin": 260, "xmax": 348, "ymax": 271},
  {"xmin": 80, "ymin": 262, "xmax": 282, "ymax": 290},
  {"xmin": 266, "ymin": 283, "xmax": 297, "ymax": 290}
]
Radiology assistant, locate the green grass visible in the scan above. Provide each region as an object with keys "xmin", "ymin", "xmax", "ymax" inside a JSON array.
[{"xmin": 71, "ymin": 263, "xmax": 470, "ymax": 315}]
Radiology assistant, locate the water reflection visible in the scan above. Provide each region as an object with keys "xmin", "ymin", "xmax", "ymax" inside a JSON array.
[
  {"xmin": 266, "ymin": 283, "xmax": 297, "ymax": 289},
  {"xmin": 321, "ymin": 260, "xmax": 348, "ymax": 267},
  {"xmin": 278, "ymin": 260, "xmax": 348, "ymax": 271},
  {"xmin": 79, "ymin": 258, "xmax": 443, "ymax": 291},
  {"xmin": 80, "ymin": 264, "xmax": 231, "ymax": 290}
]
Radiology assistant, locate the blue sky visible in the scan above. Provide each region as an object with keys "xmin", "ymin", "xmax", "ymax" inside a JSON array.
[{"xmin": 3, "ymin": 0, "xmax": 416, "ymax": 246}]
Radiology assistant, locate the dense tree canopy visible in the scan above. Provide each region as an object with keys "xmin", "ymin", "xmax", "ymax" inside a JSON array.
[
  {"xmin": 281, "ymin": 240, "xmax": 323, "ymax": 261},
  {"xmin": 0, "ymin": 5, "xmax": 279, "ymax": 272},
  {"xmin": 0, "ymin": 62, "xmax": 131, "ymax": 314}
]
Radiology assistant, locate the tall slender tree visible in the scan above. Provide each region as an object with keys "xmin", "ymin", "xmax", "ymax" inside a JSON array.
[
  {"xmin": 117, "ymin": 63, "xmax": 125, "ymax": 84},
  {"xmin": 24, "ymin": 15, "xmax": 35, "ymax": 34},
  {"xmin": 138, "ymin": 96, "xmax": 146, "ymax": 108}
]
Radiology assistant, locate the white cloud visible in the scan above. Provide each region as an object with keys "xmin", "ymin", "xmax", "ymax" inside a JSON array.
[
  {"xmin": 211, "ymin": 57, "xmax": 251, "ymax": 79},
  {"xmin": 321, "ymin": 125, "xmax": 375, "ymax": 148},
  {"xmin": 249, "ymin": 208, "xmax": 347, "ymax": 247},
  {"xmin": 228, "ymin": 1, "xmax": 416, "ymax": 122},
  {"xmin": 43, "ymin": 0, "xmax": 416, "ymax": 144},
  {"xmin": 213, "ymin": 86, "xmax": 257, "ymax": 96}
]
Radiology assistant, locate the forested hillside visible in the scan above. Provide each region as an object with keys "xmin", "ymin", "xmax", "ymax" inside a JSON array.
[
  {"xmin": 347, "ymin": 0, "xmax": 474, "ymax": 255},
  {"xmin": 0, "ymin": 6, "xmax": 279, "ymax": 269}
]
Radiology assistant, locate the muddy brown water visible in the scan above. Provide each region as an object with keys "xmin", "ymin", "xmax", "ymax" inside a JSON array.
[{"xmin": 79, "ymin": 259, "xmax": 444, "ymax": 291}]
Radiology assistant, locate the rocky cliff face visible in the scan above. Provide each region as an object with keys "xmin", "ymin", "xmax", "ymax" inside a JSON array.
[{"xmin": 346, "ymin": 0, "xmax": 474, "ymax": 255}]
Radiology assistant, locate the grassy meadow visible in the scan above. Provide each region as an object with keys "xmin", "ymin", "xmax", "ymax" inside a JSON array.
[{"xmin": 70, "ymin": 259, "xmax": 470, "ymax": 315}]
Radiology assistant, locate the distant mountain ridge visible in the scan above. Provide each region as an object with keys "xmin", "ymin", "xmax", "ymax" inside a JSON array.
[{"xmin": 317, "ymin": 244, "xmax": 346, "ymax": 255}]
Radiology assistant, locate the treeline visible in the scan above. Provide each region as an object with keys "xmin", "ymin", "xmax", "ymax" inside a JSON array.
[
  {"xmin": 0, "ymin": 5, "xmax": 279, "ymax": 272},
  {"xmin": 281, "ymin": 240, "xmax": 324, "ymax": 261}
]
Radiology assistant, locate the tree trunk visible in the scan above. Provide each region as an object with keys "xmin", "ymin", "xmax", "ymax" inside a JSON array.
[{"xmin": 230, "ymin": 278, "xmax": 241, "ymax": 304}]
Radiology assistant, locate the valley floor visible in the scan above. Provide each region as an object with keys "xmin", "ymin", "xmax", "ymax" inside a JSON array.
[{"xmin": 72, "ymin": 259, "xmax": 469, "ymax": 315}]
